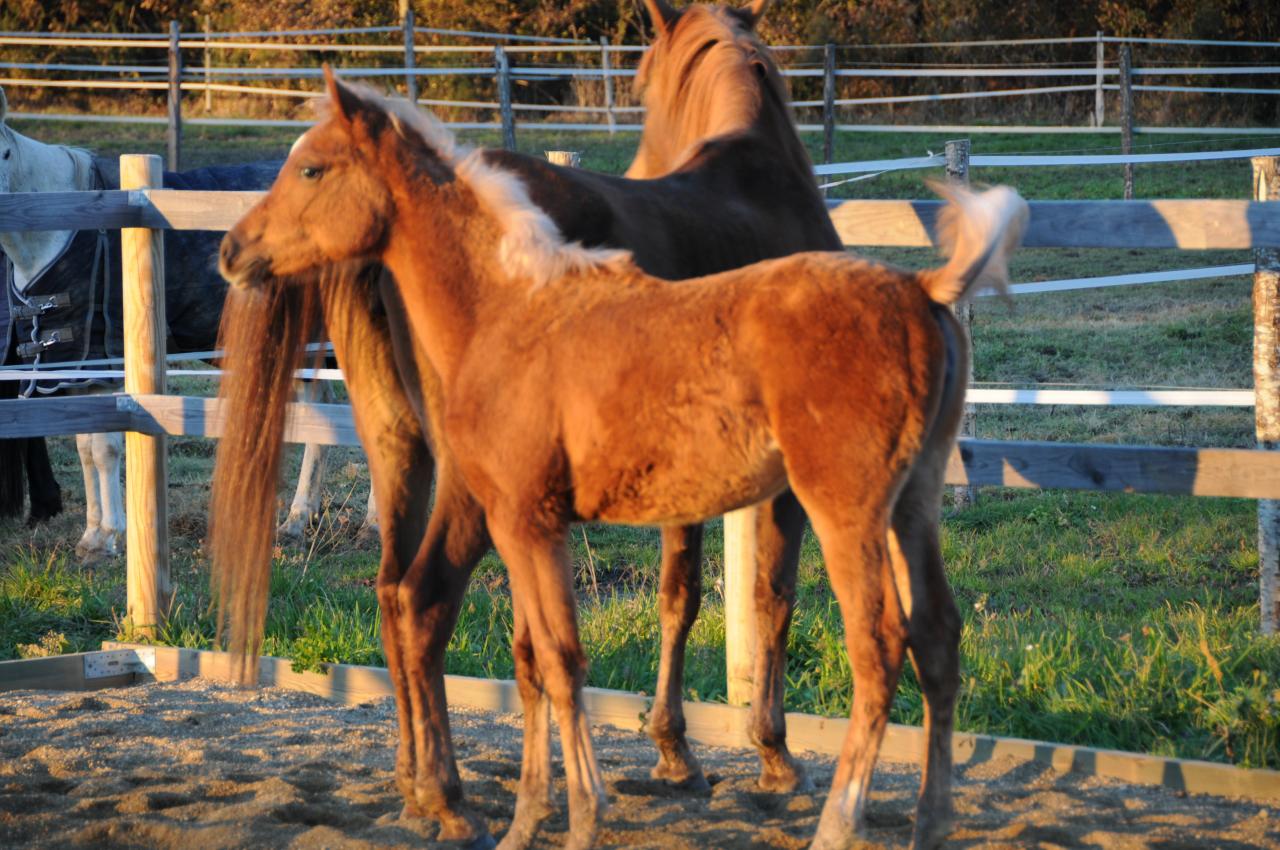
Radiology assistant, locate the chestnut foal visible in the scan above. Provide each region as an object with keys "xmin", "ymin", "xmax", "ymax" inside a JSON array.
[
  {"xmin": 215, "ymin": 0, "xmax": 839, "ymax": 837},
  {"xmin": 218, "ymin": 74, "xmax": 1026, "ymax": 850}
]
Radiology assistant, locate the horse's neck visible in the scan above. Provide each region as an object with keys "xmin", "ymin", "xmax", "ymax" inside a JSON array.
[
  {"xmin": 2, "ymin": 132, "xmax": 91, "ymax": 292},
  {"xmin": 381, "ymin": 184, "xmax": 506, "ymax": 387},
  {"xmin": 627, "ymin": 88, "xmax": 812, "ymax": 184}
]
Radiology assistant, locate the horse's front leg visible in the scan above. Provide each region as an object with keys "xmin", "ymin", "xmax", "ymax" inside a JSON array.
[
  {"xmin": 277, "ymin": 381, "xmax": 330, "ymax": 541},
  {"xmin": 357, "ymin": 474, "xmax": 380, "ymax": 543},
  {"xmin": 487, "ymin": 508, "xmax": 606, "ymax": 850},
  {"xmin": 24, "ymin": 437, "xmax": 63, "ymax": 524},
  {"xmin": 394, "ymin": 459, "xmax": 494, "ymax": 845},
  {"xmin": 74, "ymin": 431, "xmax": 124, "ymax": 562},
  {"xmin": 324, "ymin": 271, "xmax": 491, "ymax": 846},
  {"xmin": 648, "ymin": 523, "xmax": 709, "ymax": 789}
]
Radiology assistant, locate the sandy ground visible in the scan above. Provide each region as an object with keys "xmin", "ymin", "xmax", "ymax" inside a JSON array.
[{"xmin": 0, "ymin": 679, "xmax": 1276, "ymax": 849}]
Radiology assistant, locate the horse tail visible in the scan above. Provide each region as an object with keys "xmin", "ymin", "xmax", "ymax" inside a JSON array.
[
  {"xmin": 210, "ymin": 275, "xmax": 320, "ymax": 686},
  {"xmin": 918, "ymin": 182, "xmax": 1028, "ymax": 306}
]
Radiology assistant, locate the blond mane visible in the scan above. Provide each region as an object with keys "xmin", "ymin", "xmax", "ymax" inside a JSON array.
[
  {"xmin": 634, "ymin": 5, "xmax": 788, "ymax": 144},
  {"xmin": 321, "ymin": 84, "xmax": 629, "ymax": 290}
]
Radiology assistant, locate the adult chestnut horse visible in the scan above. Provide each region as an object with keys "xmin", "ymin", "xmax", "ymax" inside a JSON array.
[
  {"xmin": 218, "ymin": 73, "xmax": 1026, "ymax": 850},
  {"xmin": 215, "ymin": 0, "xmax": 837, "ymax": 835}
]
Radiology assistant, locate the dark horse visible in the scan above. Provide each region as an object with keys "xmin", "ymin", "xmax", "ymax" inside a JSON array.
[
  {"xmin": 219, "ymin": 70, "xmax": 1026, "ymax": 850},
  {"xmin": 212, "ymin": 0, "xmax": 842, "ymax": 844}
]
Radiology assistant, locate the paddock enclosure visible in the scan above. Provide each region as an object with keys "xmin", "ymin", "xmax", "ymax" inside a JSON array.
[
  {"xmin": 4, "ymin": 12, "xmax": 1280, "ymax": 848},
  {"xmin": 1, "ymin": 142, "xmax": 1279, "ymax": 841}
]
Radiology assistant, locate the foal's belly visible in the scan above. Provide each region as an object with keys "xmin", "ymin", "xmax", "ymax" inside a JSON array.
[{"xmin": 570, "ymin": 423, "xmax": 789, "ymax": 527}]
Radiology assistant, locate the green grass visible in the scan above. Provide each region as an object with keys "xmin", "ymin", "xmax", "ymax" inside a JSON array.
[{"xmin": 2, "ymin": 123, "xmax": 1279, "ymax": 770}]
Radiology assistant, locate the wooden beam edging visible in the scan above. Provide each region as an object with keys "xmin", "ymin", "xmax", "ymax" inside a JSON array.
[
  {"xmin": 100, "ymin": 643, "xmax": 1280, "ymax": 802},
  {"xmin": 0, "ymin": 650, "xmax": 150, "ymax": 693}
]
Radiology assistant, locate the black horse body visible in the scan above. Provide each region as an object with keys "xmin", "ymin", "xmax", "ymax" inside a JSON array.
[{"xmin": 0, "ymin": 159, "xmax": 280, "ymax": 522}]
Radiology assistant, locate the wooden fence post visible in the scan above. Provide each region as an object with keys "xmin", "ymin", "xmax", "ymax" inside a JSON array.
[
  {"xmin": 1253, "ymin": 154, "xmax": 1280, "ymax": 635},
  {"xmin": 1119, "ymin": 44, "xmax": 1134, "ymax": 200},
  {"xmin": 545, "ymin": 150, "xmax": 581, "ymax": 168},
  {"xmin": 822, "ymin": 42, "xmax": 836, "ymax": 167},
  {"xmin": 600, "ymin": 37, "xmax": 616, "ymax": 135},
  {"xmin": 947, "ymin": 139, "xmax": 977, "ymax": 509},
  {"xmin": 1094, "ymin": 31, "xmax": 1105, "ymax": 127},
  {"xmin": 203, "ymin": 15, "xmax": 212, "ymax": 113},
  {"xmin": 723, "ymin": 508, "xmax": 757, "ymax": 706},
  {"xmin": 167, "ymin": 21, "xmax": 182, "ymax": 172},
  {"xmin": 120, "ymin": 154, "xmax": 170, "ymax": 638},
  {"xmin": 402, "ymin": 6, "xmax": 417, "ymax": 104},
  {"xmin": 494, "ymin": 45, "xmax": 516, "ymax": 151}
]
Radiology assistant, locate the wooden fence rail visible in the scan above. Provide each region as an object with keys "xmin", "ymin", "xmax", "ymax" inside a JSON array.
[
  {"xmin": 8, "ymin": 394, "xmax": 1280, "ymax": 498},
  {"xmin": 3, "ymin": 191, "xmax": 1280, "ymax": 249}
]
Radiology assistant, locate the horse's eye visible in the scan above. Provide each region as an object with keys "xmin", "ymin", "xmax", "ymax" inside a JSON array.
[{"xmin": 299, "ymin": 165, "xmax": 322, "ymax": 180}]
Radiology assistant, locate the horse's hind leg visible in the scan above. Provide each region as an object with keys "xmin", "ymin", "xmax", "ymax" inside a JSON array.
[
  {"xmin": 648, "ymin": 523, "xmax": 708, "ymax": 789},
  {"xmin": 888, "ymin": 493, "xmax": 960, "ymax": 850},
  {"xmin": 805, "ymin": 506, "xmax": 909, "ymax": 849},
  {"xmin": 750, "ymin": 491, "xmax": 810, "ymax": 792}
]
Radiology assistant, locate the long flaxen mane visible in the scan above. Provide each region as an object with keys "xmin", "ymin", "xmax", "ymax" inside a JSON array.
[{"xmin": 630, "ymin": 2, "xmax": 797, "ymax": 175}]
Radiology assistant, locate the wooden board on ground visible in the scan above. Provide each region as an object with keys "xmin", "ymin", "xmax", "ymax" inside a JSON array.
[{"xmin": 79, "ymin": 643, "xmax": 1279, "ymax": 803}]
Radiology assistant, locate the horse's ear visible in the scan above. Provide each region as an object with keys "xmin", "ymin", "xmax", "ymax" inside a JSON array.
[
  {"xmin": 322, "ymin": 64, "xmax": 360, "ymax": 128},
  {"xmin": 742, "ymin": 0, "xmax": 772, "ymax": 28},
  {"xmin": 642, "ymin": 0, "xmax": 680, "ymax": 36}
]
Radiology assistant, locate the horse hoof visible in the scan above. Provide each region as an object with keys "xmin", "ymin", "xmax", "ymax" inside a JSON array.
[
  {"xmin": 911, "ymin": 808, "xmax": 954, "ymax": 850},
  {"xmin": 418, "ymin": 807, "xmax": 494, "ymax": 850},
  {"xmin": 76, "ymin": 536, "xmax": 106, "ymax": 563},
  {"xmin": 757, "ymin": 755, "xmax": 811, "ymax": 794},
  {"xmin": 650, "ymin": 759, "xmax": 710, "ymax": 792},
  {"xmin": 276, "ymin": 519, "xmax": 307, "ymax": 542}
]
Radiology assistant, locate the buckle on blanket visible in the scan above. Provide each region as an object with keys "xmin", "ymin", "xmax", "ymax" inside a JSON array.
[
  {"xmin": 13, "ymin": 292, "xmax": 71, "ymax": 319},
  {"xmin": 17, "ymin": 326, "xmax": 76, "ymax": 358}
]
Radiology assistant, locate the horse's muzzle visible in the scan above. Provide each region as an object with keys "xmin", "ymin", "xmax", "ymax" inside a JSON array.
[{"xmin": 219, "ymin": 232, "xmax": 266, "ymax": 290}]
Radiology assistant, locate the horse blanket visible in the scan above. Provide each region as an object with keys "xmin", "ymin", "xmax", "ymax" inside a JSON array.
[{"xmin": 5, "ymin": 158, "xmax": 281, "ymax": 396}]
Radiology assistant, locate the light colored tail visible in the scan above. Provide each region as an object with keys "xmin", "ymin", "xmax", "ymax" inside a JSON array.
[{"xmin": 919, "ymin": 181, "xmax": 1028, "ymax": 305}]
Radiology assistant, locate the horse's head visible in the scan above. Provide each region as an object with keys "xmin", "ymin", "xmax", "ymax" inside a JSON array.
[
  {"xmin": 629, "ymin": 0, "xmax": 781, "ymax": 177},
  {"xmin": 220, "ymin": 67, "xmax": 452, "ymax": 289}
]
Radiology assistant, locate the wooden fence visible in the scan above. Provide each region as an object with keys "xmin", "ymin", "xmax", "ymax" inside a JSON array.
[{"xmin": 2, "ymin": 153, "xmax": 1280, "ymax": 696}]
